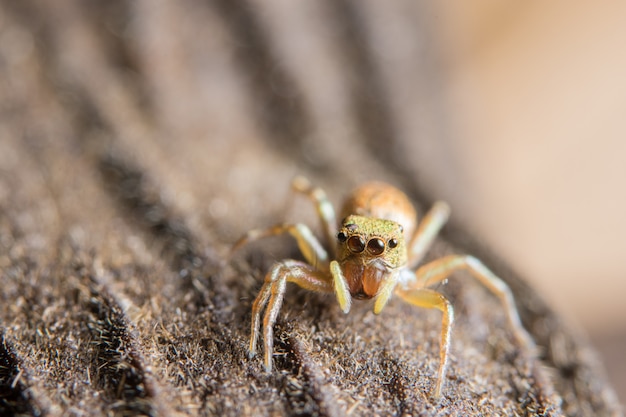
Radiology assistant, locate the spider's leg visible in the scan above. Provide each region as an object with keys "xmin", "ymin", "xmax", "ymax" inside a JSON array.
[
  {"xmin": 291, "ymin": 176, "xmax": 337, "ymax": 253},
  {"xmin": 250, "ymin": 283, "xmax": 271, "ymax": 358},
  {"xmin": 406, "ymin": 201, "xmax": 450, "ymax": 269},
  {"xmin": 231, "ymin": 223, "xmax": 329, "ymax": 271},
  {"xmin": 416, "ymin": 255, "xmax": 534, "ymax": 349},
  {"xmin": 255, "ymin": 260, "xmax": 334, "ymax": 371},
  {"xmin": 262, "ymin": 269, "xmax": 287, "ymax": 371},
  {"xmin": 394, "ymin": 287, "xmax": 454, "ymax": 398}
]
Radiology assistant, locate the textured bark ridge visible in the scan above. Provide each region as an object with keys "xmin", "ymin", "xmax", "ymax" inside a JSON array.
[{"xmin": 0, "ymin": 1, "xmax": 621, "ymax": 416}]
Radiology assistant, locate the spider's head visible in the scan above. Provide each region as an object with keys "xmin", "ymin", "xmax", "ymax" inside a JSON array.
[
  {"xmin": 336, "ymin": 215, "xmax": 407, "ymax": 266},
  {"xmin": 335, "ymin": 215, "xmax": 407, "ymax": 299}
]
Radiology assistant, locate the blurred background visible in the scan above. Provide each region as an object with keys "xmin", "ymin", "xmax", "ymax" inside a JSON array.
[{"xmin": 430, "ymin": 0, "xmax": 626, "ymax": 404}]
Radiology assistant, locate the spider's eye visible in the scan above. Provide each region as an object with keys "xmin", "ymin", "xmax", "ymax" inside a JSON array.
[
  {"xmin": 367, "ymin": 238, "xmax": 385, "ymax": 255},
  {"xmin": 347, "ymin": 235, "xmax": 366, "ymax": 253},
  {"xmin": 388, "ymin": 238, "xmax": 398, "ymax": 249},
  {"xmin": 337, "ymin": 231, "xmax": 348, "ymax": 243}
]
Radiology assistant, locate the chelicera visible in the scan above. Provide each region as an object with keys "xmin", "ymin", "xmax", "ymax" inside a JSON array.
[{"xmin": 231, "ymin": 177, "xmax": 534, "ymax": 398}]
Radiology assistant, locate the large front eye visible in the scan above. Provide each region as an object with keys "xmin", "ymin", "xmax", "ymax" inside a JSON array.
[
  {"xmin": 367, "ymin": 238, "xmax": 385, "ymax": 255},
  {"xmin": 347, "ymin": 235, "xmax": 366, "ymax": 253}
]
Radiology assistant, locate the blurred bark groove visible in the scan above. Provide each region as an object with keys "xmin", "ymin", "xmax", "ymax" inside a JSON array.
[{"xmin": 0, "ymin": 1, "xmax": 621, "ymax": 416}]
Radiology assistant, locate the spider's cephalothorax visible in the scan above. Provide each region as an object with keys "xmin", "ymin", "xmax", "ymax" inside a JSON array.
[
  {"xmin": 231, "ymin": 177, "xmax": 534, "ymax": 398},
  {"xmin": 335, "ymin": 215, "xmax": 406, "ymax": 300}
]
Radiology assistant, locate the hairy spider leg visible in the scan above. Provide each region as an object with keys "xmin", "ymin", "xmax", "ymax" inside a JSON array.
[
  {"xmin": 230, "ymin": 223, "xmax": 330, "ymax": 272},
  {"xmin": 230, "ymin": 220, "xmax": 336, "ymax": 370},
  {"xmin": 406, "ymin": 201, "xmax": 450, "ymax": 269},
  {"xmin": 291, "ymin": 176, "xmax": 338, "ymax": 253},
  {"xmin": 250, "ymin": 260, "xmax": 334, "ymax": 371},
  {"xmin": 416, "ymin": 255, "xmax": 534, "ymax": 349},
  {"xmin": 395, "ymin": 254, "xmax": 535, "ymax": 397},
  {"xmin": 249, "ymin": 283, "xmax": 271, "ymax": 357},
  {"xmin": 394, "ymin": 287, "xmax": 453, "ymax": 398}
]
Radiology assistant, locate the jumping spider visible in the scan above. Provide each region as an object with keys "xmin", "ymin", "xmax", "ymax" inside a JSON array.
[{"xmin": 231, "ymin": 177, "xmax": 534, "ymax": 398}]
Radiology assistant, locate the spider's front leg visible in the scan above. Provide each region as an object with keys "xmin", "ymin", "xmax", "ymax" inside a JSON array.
[
  {"xmin": 250, "ymin": 260, "xmax": 334, "ymax": 371},
  {"xmin": 396, "ymin": 254, "xmax": 535, "ymax": 398},
  {"xmin": 231, "ymin": 219, "xmax": 336, "ymax": 371},
  {"xmin": 394, "ymin": 285, "xmax": 454, "ymax": 398},
  {"xmin": 415, "ymin": 255, "xmax": 534, "ymax": 349}
]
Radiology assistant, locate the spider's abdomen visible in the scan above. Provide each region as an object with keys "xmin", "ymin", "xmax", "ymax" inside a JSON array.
[{"xmin": 340, "ymin": 182, "xmax": 417, "ymax": 239}]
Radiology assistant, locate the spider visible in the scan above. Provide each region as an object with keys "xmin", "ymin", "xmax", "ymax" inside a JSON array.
[{"xmin": 231, "ymin": 177, "xmax": 534, "ymax": 398}]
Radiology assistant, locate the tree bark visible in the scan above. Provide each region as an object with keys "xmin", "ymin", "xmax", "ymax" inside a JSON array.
[{"xmin": 0, "ymin": 1, "xmax": 621, "ymax": 416}]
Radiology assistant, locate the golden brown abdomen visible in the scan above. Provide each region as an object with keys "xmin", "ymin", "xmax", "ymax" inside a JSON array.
[{"xmin": 340, "ymin": 182, "xmax": 417, "ymax": 239}]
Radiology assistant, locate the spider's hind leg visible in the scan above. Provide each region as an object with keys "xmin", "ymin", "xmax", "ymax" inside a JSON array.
[
  {"xmin": 291, "ymin": 176, "xmax": 338, "ymax": 252},
  {"xmin": 406, "ymin": 201, "xmax": 450, "ymax": 269}
]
